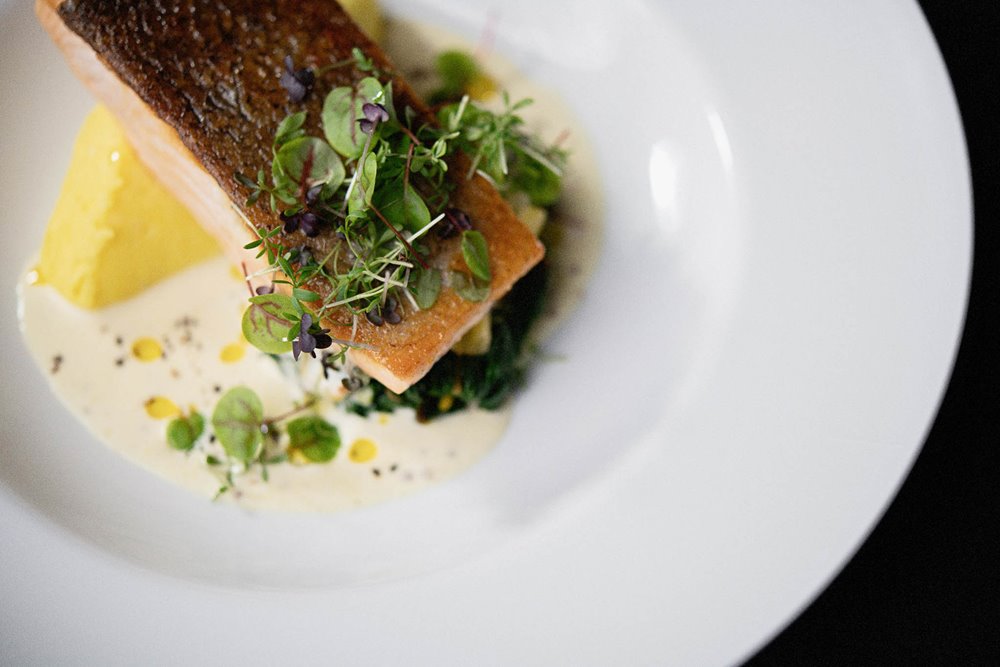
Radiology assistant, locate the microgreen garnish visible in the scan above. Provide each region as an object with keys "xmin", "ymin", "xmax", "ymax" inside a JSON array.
[
  {"xmin": 437, "ymin": 93, "xmax": 566, "ymax": 204},
  {"xmin": 286, "ymin": 415, "xmax": 341, "ymax": 463},
  {"xmin": 211, "ymin": 387, "xmax": 265, "ymax": 464},
  {"xmin": 280, "ymin": 55, "xmax": 315, "ymax": 103},
  {"xmin": 173, "ymin": 386, "xmax": 341, "ymax": 497},
  {"xmin": 291, "ymin": 313, "xmax": 334, "ymax": 360},
  {"xmin": 430, "ymin": 50, "xmax": 479, "ymax": 104},
  {"xmin": 166, "ymin": 410, "xmax": 204, "ymax": 451},
  {"xmin": 235, "ymin": 52, "xmax": 563, "ymax": 366},
  {"xmin": 358, "ymin": 102, "xmax": 389, "ymax": 135},
  {"xmin": 460, "ymin": 230, "xmax": 491, "ymax": 282},
  {"xmin": 241, "ymin": 293, "xmax": 296, "ymax": 354},
  {"xmin": 450, "ymin": 271, "xmax": 490, "ymax": 303}
]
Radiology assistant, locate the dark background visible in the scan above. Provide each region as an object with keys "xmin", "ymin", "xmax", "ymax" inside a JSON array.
[{"xmin": 747, "ymin": 2, "xmax": 998, "ymax": 665}]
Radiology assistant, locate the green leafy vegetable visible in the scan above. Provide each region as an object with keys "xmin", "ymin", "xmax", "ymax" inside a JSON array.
[
  {"xmin": 460, "ymin": 230, "xmax": 491, "ymax": 282},
  {"xmin": 430, "ymin": 50, "xmax": 479, "ymax": 104},
  {"xmin": 211, "ymin": 387, "xmax": 264, "ymax": 464},
  {"xmin": 412, "ymin": 267, "xmax": 441, "ymax": 310},
  {"xmin": 322, "ymin": 77, "xmax": 385, "ymax": 158},
  {"xmin": 347, "ymin": 263, "xmax": 549, "ymax": 421},
  {"xmin": 286, "ymin": 415, "xmax": 341, "ymax": 463},
  {"xmin": 274, "ymin": 111, "xmax": 307, "ymax": 145},
  {"xmin": 450, "ymin": 271, "xmax": 489, "ymax": 302},
  {"xmin": 376, "ymin": 178, "xmax": 431, "ymax": 233},
  {"xmin": 274, "ymin": 136, "xmax": 345, "ymax": 191},
  {"xmin": 347, "ymin": 152, "xmax": 378, "ymax": 214},
  {"xmin": 166, "ymin": 410, "xmax": 205, "ymax": 451},
  {"xmin": 242, "ymin": 294, "xmax": 297, "ymax": 354}
]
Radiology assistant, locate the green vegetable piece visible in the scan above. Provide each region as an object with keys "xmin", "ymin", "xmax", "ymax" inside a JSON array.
[
  {"xmin": 513, "ymin": 154, "xmax": 563, "ymax": 207},
  {"xmin": 378, "ymin": 178, "xmax": 431, "ymax": 233},
  {"xmin": 348, "ymin": 152, "xmax": 378, "ymax": 214},
  {"xmin": 242, "ymin": 294, "xmax": 297, "ymax": 354},
  {"xmin": 211, "ymin": 387, "xmax": 265, "ymax": 464},
  {"xmin": 461, "ymin": 230, "xmax": 492, "ymax": 282},
  {"xmin": 274, "ymin": 111, "xmax": 307, "ymax": 146},
  {"xmin": 451, "ymin": 270, "xmax": 490, "ymax": 302},
  {"xmin": 292, "ymin": 288, "xmax": 320, "ymax": 303},
  {"xmin": 166, "ymin": 410, "xmax": 205, "ymax": 451},
  {"xmin": 413, "ymin": 267, "xmax": 442, "ymax": 310},
  {"xmin": 432, "ymin": 50, "xmax": 478, "ymax": 103},
  {"xmin": 286, "ymin": 415, "xmax": 341, "ymax": 463},
  {"xmin": 274, "ymin": 137, "xmax": 345, "ymax": 191},
  {"xmin": 322, "ymin": 78, "xmax": 385, "ymax": 158}
]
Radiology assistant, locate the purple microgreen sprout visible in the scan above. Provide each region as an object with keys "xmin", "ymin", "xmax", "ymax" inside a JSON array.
[
  {"xmin": 291, "ymin": 314, "xmax": 334, "ymax": 360},
  {"xmin": 280, "ymin": 55, "xmax": 315, "ymax": 103},
  {"xmin": 358, "ymin": 102, "xmax": 390, "ymax": 135},
  {"xmin": 438, "ymin": 207, "xmax": 473, "ymax": 239}
]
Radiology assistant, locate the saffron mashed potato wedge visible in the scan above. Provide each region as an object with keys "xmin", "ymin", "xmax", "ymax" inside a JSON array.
[{"xmin": 37, "ymin": 105, "xmax": 219, "ymax": 308}]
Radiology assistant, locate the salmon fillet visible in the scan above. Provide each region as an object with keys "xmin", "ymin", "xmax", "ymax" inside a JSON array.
[{"xmin": 37, "ymin": 0, "xmax": 544, "ymax": 393}]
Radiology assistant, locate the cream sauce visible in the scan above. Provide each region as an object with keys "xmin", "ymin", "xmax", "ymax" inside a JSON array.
[{"xmin": 17, "ymin": 19, "xmax": 602, "ymax": 512}]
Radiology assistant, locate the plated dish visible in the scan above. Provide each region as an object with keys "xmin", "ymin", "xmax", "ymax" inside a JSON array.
[
  {"xmin": 22, "ymin": 0, "xmax": 601, "ymax": 510},
  {"xmin": 0, "ymin": 0, "xmax": 969, "ymax": 664}
]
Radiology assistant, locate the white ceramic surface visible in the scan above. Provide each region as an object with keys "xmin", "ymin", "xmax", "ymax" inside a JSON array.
[{"xmin": 0, "ymin": 0, "xmax": 969, "ymax": 664}]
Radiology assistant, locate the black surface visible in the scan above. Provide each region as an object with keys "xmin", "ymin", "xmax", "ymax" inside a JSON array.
[{"xmin": 746, "ymin": 2, "xmax": 999, "ymax": 665}]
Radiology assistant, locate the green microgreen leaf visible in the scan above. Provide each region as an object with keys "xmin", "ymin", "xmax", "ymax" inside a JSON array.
[
  {"xmin": 348, "ymin": 152, "xmax": 378, "ymax": 214},
  {"xmin": 234, "ymin": 172, "xmax": 258, "ymax": 189},
  {"xmin": 211, "ymin": 387, "xmax": 264, "ymax": 464},
  {"xmin": 322, "ymin": 86, "xmax": 361, "ymax": 158},
  {"xmin": 293, "ymin": 288, "xmax": 320, "ymax": 303},
  {"xmin": 286, "ymin": 415, "xmax": 341, "ymax": 463},
  {"xmin": 431, "ymin": 50, "xmax": 479, "ymax": 104},
  {"xmin": 413, "ymin": 267, "xmax": 441, "ymax": 310},
  {"xmin": 377, "ymin": 177, "xmax": 431, "ymax": 233},
  {"xmin": 166, "ymin": 410, "xmax": 205, "ymax": 451},
  {"xmin": 450, "ymin": 270, "xmax": 490, "ymax": 302},
  {"xmin": 322, "ymin": 78, "xmax": 385, "ymax": 158},
  {"xmin": 274, "ymin": 136, "xmax": 345, "ymax": 191},
  {"xmin": 274, "ymin": 111, "xmax": 307, "ymax": 146},
  {"xmin": 512, "ymin": 153, "xmax": 563, "ymax": 206},
  {"xmin": 461, "ymin": 230, "xmax": 491, "ymax": 282},
  {"xmin": 242, "ymin": 294, "xmax": 297, "ymax": 354}
]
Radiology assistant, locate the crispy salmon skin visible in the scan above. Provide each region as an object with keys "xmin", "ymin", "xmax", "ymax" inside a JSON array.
[{"xmin": 37, "ymin": 0, "xmax": 544, "ymax": 392}]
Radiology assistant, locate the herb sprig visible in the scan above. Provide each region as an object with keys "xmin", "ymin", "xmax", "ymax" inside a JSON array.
[
  {"xmin": 234, "ymin": 52, "xmax": 564, "ymax": 368},
  {"xmin": 167, "ymin": 387, "xmax": 341, "ymax": 499}
]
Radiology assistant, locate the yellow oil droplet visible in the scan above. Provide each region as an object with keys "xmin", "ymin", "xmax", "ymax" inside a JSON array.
[
  {"xmin": 219, "ymin": 342, "xmax": 245, "ymax": 363},
  {"xmin": 131, "ymin": 337, "xmax": 163, "ymax": 362},
  {"xmin": 437, "ymin": 394, "xmax": 454, "ymax": 413},
  {"xmin": 349, "ymin": 438, "xmax": 378, "ymax": 463},
  {"xmin": 288, "ymin": 449, "xmax": 310, "ymax": 465},
  {"xmin": 144, "ymin": 396, "xmax": 180, "ymax": 419},
  {"xmin": 467, "ymin": 73, "xmax": 497, "ymax": 101},
  {"xmin": 377, "ymin": 414, "xmax": 389, "ymax": 425}
]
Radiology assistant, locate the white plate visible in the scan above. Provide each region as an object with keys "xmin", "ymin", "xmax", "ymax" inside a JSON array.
[{"xmin": 0, "ymin": 0, "xmax": 969, "ymax": 663}]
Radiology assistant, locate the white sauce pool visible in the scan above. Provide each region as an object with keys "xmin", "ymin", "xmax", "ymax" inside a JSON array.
[{"xmin": 17, "ymin": 19, "xmax": 602, "ymax": 512}]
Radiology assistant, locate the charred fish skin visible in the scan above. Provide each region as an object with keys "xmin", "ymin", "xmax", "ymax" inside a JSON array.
[
  {"xmin": 48, "ymin": 0, "xmax": 544, "ymax": 392},
  {"xmin": 57, "ymin": 0, "xmax": 400, "ymax": 230}
]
